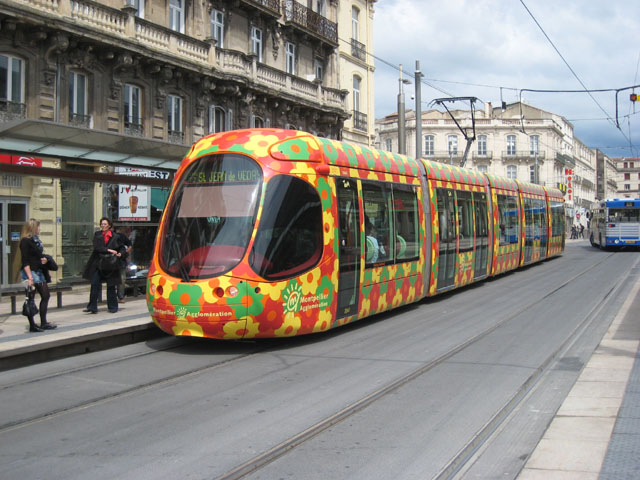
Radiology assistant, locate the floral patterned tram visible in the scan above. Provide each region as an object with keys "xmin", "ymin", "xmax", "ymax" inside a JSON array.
[{"xmin": 146, "ymin": 129, "xmax": 565, "ymax": 339}]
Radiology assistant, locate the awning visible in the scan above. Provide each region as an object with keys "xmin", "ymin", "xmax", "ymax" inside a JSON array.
[{"xmin": 0, "ymin": 118, "xmax": 191, "ymax": 170}]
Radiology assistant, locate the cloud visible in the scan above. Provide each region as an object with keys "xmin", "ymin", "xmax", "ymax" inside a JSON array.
[{"xmin": 372, "ymin": 0, "xmax": 640, "ymax": 157}]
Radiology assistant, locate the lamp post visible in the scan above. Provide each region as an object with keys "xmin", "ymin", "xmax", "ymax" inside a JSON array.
[
  {"xmin": 415, "ymin": 60, "xmax": 422, "ymax": 159},
  {"xmin": 397, "ymin": 64, "xmax": 410, "ymax": 155}
]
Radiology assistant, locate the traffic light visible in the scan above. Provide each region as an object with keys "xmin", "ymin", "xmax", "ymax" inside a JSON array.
[{"xmin": 631, "ymin": 93, "xmax": 639, "ymax": 102}]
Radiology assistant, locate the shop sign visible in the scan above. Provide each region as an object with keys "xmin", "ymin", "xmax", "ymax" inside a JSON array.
[{"xmin": 0, "ymin": 154, "xmax": 43, "ymax": 166}]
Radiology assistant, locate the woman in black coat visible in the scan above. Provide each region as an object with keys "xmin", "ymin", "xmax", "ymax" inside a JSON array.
[
  {"xmin": 20, "ymin": 218, "xmax": 57, "ymax": 332},
  {"xmin": 82, "ymin": 217, "xmax": 124, "ymax": 313}
]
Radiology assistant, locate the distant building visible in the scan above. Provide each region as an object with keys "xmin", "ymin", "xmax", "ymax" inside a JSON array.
[
  {"xmin": 376, "ymin": 102, "xmax": 597, "ymax": 212},
  {"xmin": 595, "ymin": 150, "xmax": 618, "ymax": 200},
  {"xmin": 612, "ymin": 157, "xmax": 640, "ymax": 198}
]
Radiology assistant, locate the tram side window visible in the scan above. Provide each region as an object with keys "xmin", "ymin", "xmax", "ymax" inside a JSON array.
[
  {"xmin": 251, "ymin": 175, "xmax": 323, "ymax": 280},
  {"xmin": 456, "ymin": 191, "xmax": 473, "ymax": 253},
  {"xmin": 551, "ymin": 201, "xmax": 564, "ymax": 236},
  {"xmin": 392, "ymin": 184, "xmax": 419, "ymax": 261},
  {"xmin": 497, "ymin": 194, "xmax": 519, "ymax": 245},
  {"xmin": 362, "ymin": 182, "xmax": 392, "ymax": 266}
]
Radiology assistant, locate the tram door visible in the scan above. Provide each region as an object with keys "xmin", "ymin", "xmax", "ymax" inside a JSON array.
[
  {"xmin": 473, "ymin": 192, "xmax": 489, "ymax": 279},
  {"xmin": 436, "ymin": 188, "xmax": 456, "ymax": 290},
  {"xmin": 523, "ymin": 198, "xmax": 533, "ymax": 264},
  {"xmin": 336, "ymin": 178, "xmax": 361, "ymax": 318}
]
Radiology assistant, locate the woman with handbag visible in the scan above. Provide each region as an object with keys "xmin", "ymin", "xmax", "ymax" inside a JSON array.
[
  {"xmin": 19, "ymin": 218, "xmax": 57, "ymax": 332},
  {"xmin": 82, "ymin": 217, "xmax": 124, "ymax": 314}
]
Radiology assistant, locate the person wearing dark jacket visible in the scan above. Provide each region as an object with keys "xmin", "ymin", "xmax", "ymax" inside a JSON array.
[
  {"xmin": 20, "ymin": 218, "xmax": 57, "ymax": 332},
  {"xmin": 82, "ymin": 217, "xmax": 124, "ymax": 314}
]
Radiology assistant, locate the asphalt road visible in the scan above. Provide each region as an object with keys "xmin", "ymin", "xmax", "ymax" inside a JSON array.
[{"xmin": 0, "ymin": 242, "xmax": 637, "ymax": 480}]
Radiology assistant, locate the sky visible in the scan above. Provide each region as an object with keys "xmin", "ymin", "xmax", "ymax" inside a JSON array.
[{"xmin": 372, "ymin": 0, "xmax": 640, "ymax": 159}]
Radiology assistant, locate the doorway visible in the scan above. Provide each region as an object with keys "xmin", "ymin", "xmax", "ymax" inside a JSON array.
[{"xmin": 0, "ymin": 198, "xmax": 28, "ymax": 285}]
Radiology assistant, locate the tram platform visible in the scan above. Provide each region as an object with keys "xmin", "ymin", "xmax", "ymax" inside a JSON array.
[{"xmin": 0, "ymin": 241, "xmax": 638, "ymax": 479}]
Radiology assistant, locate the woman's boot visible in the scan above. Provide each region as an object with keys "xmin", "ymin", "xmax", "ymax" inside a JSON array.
[{"xmin": 28, "ymin": 316, "xmax": 43, "ymax": 332}]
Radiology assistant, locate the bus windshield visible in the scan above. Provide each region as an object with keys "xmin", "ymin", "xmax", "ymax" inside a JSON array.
[{"xmin": 160, "ymin": 154, "xmax": 262, "ymax": 279}]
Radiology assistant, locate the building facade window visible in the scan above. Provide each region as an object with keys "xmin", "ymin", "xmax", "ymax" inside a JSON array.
[
  {"xmin": 124, "ymin": 84, "xmax": 142, "ymax": 135},
  {"xmin": 530, "ymin": 135, "xmax": 539, "ymax": 155},
  {"xmin": 316, "ymin": 0, "xmax": 326, "ymax": 16},
  {"xmin": 529, "ymin": 164, "xmax": 539, "ymax": 183},
  {"xmin": 69, "ymin": 71, "xmax": 88, "ymax": 125},
  {"xmin": 352, "ymin": 6, "xmax": 360, "ymax": 41},
  {"xmin": 424, "ymin": 135, "xmax": 434, "ymax": 156},
  {"xmin": 285, "ymin": 42, "xmax": 296, "ymax": 75},
  {"xmin": 252, "ymin": 115, "xmax": 264, "ymax": 128},
  {"xmin": 507, "ymin": 135, "xmax": 516, "ymax": 155},
  {"xmin": 448, "ymin": 135, "xmax": 458, "ymax": 154},
  {"xmin": 0, "ymin": 54, "xmax": 24, "ymax": 112},
  {"xmin": 506, "ymin": 165, "xmax": 517, "ymax": 179},
  {"xmin": 169, "ymin": 0, "xmax": 185, "ymax": 34},
  {"xmin": 127, "ymin": 0, "xmax": 144, "ymax": 18},
  {"xmin": 210, "ymin": 9, "xmax": 224, "ymax": 47},
  {"xmin": 624, "ymin": 184, "xmax": 630, "ymax": 191},
  {"xmin": 477, "ymin": 165, "xmax": 488, "ymax": 173},
  {"xmin": 624, "ymin": 173, "xmax": 631, "ymax": 180},
  {"xmin": 167, "ymin": 94, "xmax": 183, "ymax": 141},
  {"xmin": 250, "ymin": 26, "xmax": 262, "ymax": 62},
  {"xmin": 385, "ymin": 138, "xmax": 392, "ymax": 151},
  {"xmin": 352, "ymin": 76, "xmax": 361, "ymax": 112},
  {"xmin": 477, "ymin": 135, "xmax": 487, "ymax": 155},
  {"xmin": 314, "ymin": 58, "xmax": 324, "ymax": 81},
  {"xmin": 208, "ymin": 105, "xmax": 226, "ymax": 134}
]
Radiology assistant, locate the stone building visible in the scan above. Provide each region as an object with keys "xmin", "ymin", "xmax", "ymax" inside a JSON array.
[
  {"xmin": 595, "ymin": 149, "xmax": 619, "ymax": 200},
  {"xmin": 0, "ymin": 0, "xmax": 351, "ymax": 287},
  {"xmin": 613, "ymin": 157, "xmax": 640, "ymax": 198},
  {"xmin": 338, "ymin": 0, "xmax": 376, "ymax": 146},
  {"xmin": 376, "ymin": 102, "xmax": 598, "ymax": 215}
]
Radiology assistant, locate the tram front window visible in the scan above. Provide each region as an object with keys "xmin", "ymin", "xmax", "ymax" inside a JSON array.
[
  {"xmin": 250, "ymin": 175, "xmax": 323, "ymax": 280},
  {"xmin": 160, "ymin": 154, "xmax": 261, "ymax": 279}
]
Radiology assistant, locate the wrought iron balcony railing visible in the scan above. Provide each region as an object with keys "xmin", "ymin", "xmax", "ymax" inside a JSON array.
[
  {"xmin": 0, "ymin": 100, "xmax": 26, "ymax": 122},
  {"xmin": 69, "ymin": 112, "xmax": 91, "ymax": 128},
  {"xmin": 282, "ymin": 0, "xmax": 338, "ymax": 45},
  {"xmin": 352, "ymin": 110, "xmax": 367, "ymax": 132},
  {"xmin": 168, "ymin": 129, "xmax": 185, "ymax": 144},
  {"xmin": 125, "ymin": 118, "xmax": 144, "ymax": 137},
  {"xmin": 351, "ymin": 38, "xmax": 366, "ymax": 61},
  {"xmin": 240, "ymin": 0, "xmax": 280, "ymax": 16}
]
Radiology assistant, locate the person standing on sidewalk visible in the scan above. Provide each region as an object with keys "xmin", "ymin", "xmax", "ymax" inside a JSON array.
[
  {"xmin": 19, "ymin": 218, "xmax": 57, "ymax": 332},
  {"xmin": 82, "ymin": 217, "xmax": 124, "ymax": 314}
]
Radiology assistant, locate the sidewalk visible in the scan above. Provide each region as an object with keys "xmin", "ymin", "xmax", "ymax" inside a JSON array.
[
  {"xmin": 0, "ymin": 285, "xmax": 156, "ymax": 370},
  {"xmin": 518, "ymin": 265, "xmax": 640, "ymax": 479}
]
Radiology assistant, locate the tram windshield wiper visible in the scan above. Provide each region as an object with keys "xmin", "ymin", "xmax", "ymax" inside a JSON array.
[{"xmin": 167, "ymin": 233, "xmax": 191, "ymax": 282}]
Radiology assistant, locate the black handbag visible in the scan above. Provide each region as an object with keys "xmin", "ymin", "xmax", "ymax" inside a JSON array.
[
  {"xmin": 22, "ymin": 287, "xmax": 39, "ymax": 317},
  {"xmin": 98, "ymin": 253, "xmax": 120, "ymax": 272}
]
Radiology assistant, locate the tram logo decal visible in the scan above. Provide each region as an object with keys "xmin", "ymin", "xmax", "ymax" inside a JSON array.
[
  {"xmin": 283, "ymin": 282, "xmax": 303, "ymax": 314},
  {"xmin": 176, "ymin": 306, "xmax": 188, "ymax": 320}
]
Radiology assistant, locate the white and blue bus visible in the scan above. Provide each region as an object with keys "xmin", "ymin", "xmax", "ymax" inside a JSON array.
[{"xmin": 590, "ymin": 198, "xmax": 640, "ymax": 248}]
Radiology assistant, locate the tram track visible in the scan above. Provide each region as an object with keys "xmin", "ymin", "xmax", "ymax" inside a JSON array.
[
  {"xmin": 0, "ymin": 251, "xmax": 627, "ymax": 479},
  {"xmin": 215, "ymin": 251, "xmax": 622, "ymax": 480}
]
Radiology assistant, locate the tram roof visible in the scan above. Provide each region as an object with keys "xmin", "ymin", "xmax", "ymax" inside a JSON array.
[
  {"xmin": 188, "ymin": 129, "xmax": 422, "ymax": 177},
  {"xmin": 421, "ymin": 159, "xmax": 488, "ymax": 187}
]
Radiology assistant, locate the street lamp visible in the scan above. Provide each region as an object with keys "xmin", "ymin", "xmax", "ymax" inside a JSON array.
[{"xmin": 397, "ymin": 64, "xmax": 411, "ymax": 155}]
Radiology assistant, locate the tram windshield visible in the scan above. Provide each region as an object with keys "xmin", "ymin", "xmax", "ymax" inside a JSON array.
[{"xmin": 160, "ymin": 154, "xmax": 261, "ymax": 279}]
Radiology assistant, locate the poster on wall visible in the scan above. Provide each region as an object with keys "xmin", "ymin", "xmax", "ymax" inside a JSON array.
[{"xmin": 117, "ymin": 167, "xmax": 151, "ymax": 221}]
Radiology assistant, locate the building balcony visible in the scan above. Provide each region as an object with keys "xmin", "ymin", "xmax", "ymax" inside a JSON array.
[
  {"xmin": 238, "ymin": 0, "xmax": 281, "ymax": 18},
  {"xmin": 501, "ymin": 150, "xmax": 546, "ymax": 161},
  {"xmin": 351, "ymin": 38, "xmax": 366, "ymax": 61},
  {"xmin": 472, "ymin": 151, "xmax": 493, "ymax": 160},
  {"xmin": 352, "ymin": 110, "xmax": 367, "ymax": 132},
  {"xmin": 0, "ymin": 100, "xmax": 26, "ymax": 122},
  {"xmin": 282, "ymin": 0, "xmax": 338, "ymax": 47}
]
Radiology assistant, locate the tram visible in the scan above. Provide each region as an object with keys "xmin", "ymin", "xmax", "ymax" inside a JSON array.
[
  {"xmin": 146, "ymin": 129, "xmax": 565, "ymax": 339},
  {"xmin": 590, "ymin": 198, "xmax": 640, "ymax": 248}
]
